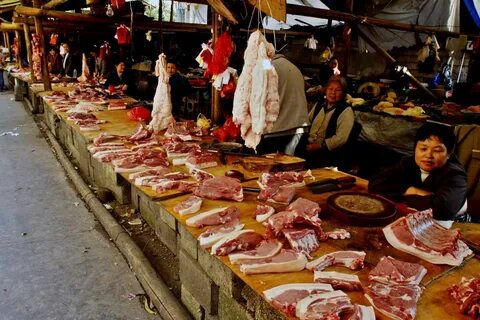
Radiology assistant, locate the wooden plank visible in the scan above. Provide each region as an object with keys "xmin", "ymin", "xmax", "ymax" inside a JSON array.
[
  {"xmin": 205, "ymin": 0, "xmax": 238, "ymax": 24},
  {"xmin": 248, "ymin": 0, "xmax": 286, "ymax": 22}
]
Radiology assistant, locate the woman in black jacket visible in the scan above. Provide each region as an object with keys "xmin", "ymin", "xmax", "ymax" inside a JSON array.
[{"xmin": 368, "ymin": 123, "xmax": 468, "ymax": 227}]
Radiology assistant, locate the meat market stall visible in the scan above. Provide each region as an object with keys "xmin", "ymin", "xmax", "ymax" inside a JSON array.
[{"xmin": 36, "ymin": 87, "xmax": 480, "ymax": 319}]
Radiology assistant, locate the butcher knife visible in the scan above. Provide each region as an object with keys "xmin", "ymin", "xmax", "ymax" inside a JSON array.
[
  {"xmin": 307, "ymin": 176, "xmax": 356, "ymax": 194},
  {"xmin": 242, "ymin": 176, "xmax": 356, "ymax": 193}
]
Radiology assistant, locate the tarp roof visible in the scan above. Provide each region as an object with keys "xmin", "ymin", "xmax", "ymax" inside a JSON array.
[{"xmin": 262, "ymin": 0, "xmax": 342, "ymax": 30}]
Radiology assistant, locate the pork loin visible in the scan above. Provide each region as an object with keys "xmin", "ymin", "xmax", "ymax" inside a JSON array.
[
  {"xmin": 198, "ymin": 220, "xmax": 244, "ymax": 248},
  {"xmin": 295, "ymin": 290, "xmax": 352, "ymax": 320},
  {"xmin": 314, "ymin": 271, "xmax": 363, "ymax": 291},
  {"xmin": 186, "ymin": 206, "xmax": 241, "ymax": 228},
  {"xmin": 254, "ymin": 204, "xmax": 275, "ymax": 222},
  {"xmin": 306, "ymin": 251, "xmax": 366, "ymax": 271},
  {"xmin": 239, "ymin": 249, "xmax": 307, "ymax": 274},
  {"xmin": 210, "ymin": 230, "xmax": 263, "ymax": 256},
  {"xmin": 263, "ymin": 283, "xmax": 333, "ymax": 317},
  {"xmin": 229, "ymin": 239, "xmax": 283, "ymax": 264},
  {"xmin": 368, "ymin": 256, "xmax": 427, "ymax": 286},
  {"xmin": 194, "ymin": 176, "xmax": 243, "ymax": 202},
  {"xmin": 173, "ymin": 196, "xmax": 203, "ymax": 216}
]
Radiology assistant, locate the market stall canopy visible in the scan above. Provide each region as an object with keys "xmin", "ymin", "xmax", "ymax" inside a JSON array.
[
  {"xmin": 262, "ymin": 0, "xmax": 342, "ymax": 30},
  {"xmin": 358, "ymin": 0, "xmax": 461, "ymax": 51},
  {"xmin": 464, "ymin": 0, "xmax": 480, "ymax": 28}
]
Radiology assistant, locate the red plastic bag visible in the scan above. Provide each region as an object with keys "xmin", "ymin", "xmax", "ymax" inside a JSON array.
[
  {"xmin": 220, "ymin": 78, "xmax": 236, "ymax": 99},
  {"xmin": 127, "ymin": 107, "xmax": 151, "ymax": 122},
  {"xmin": 211, "ymin": 116, "xmax": 240, "ymax": 142}
]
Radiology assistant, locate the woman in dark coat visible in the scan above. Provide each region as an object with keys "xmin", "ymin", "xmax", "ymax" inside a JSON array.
[{"xmin": 369, "ymin": 122, "xmax": 468, "ymax": 227}]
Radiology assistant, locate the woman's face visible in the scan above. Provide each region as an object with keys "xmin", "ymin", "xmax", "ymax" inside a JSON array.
[
  {"xmin": 116, "ymin": 62, "xmax": 125, "ymax": 73},
  {"xmin": 326, "ymin": 81, "xmax": 344, "ymax": 105},
  {"xmin": 414, "ymin": 135, "xmax": 449, "ymax": 172}
]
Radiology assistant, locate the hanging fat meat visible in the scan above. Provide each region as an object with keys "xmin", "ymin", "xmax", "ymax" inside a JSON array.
[
  {"xmin": 149, "ymin": 53, "xmax": 174, "ymax": 133},
  {"xmin": 77, "ymin": 54, "xmax": 91, "ymax": 83},
  {"xmin": 232, "ymin": 30, "xmax": 280, "ymax": 150}
]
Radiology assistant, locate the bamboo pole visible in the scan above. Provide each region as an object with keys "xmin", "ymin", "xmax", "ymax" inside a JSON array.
[
  {"xmin": 42, "ymin": 0, "xmax": 68, "ymax": 10},
  {"xmin": 32, "ymin": 0, "xmax": 51, "ymax": 90},
  {"xmin": 210, "ymin": 11, "xmax": 220, "ymax": 123},
  {"xmin": 23, "ymin": 22, "xmax": 35, "ymax": 82},
  {"xmin": 0, "ymin": 22, "xmax": 24, "ymax": 31},
  {"xmin": 15, "ymin": 30, "xmax": 22, "ymax": 68},
  {"xmin": 286, "ymin": 4, "xmax": 475, "ymax": 39},
  {"xmin": 355, "ymin": 26, "xmax": 438, "ymax": 101},
  {"xmin": 5, "ymin": 32, "xmax": 11, "ymax": 59}
]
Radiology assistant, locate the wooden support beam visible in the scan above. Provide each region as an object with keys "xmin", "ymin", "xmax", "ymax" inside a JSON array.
[
  {"xmin": 32, "ymin": 0, "xmax": 52, "ymax": 91},
  {"xmin": 5, "ymin": 32, "xmax": 11, "ymax": 58},
  {"xmin": 22, "ymin": 22, "xmax": 35, "ymax": 82},
  {"xmin": 0, "ymin": 22, "xmax": 24, "ymax": 31},
  {"xmin": 355, "ymin": 26, "xmax": 438, "ymax": 101},
  {"xmin": 210, "ymin": 11, "xmax": 220, "ymax": 123},
  {"xmin": 15, "ymin": 30, "xmax": 22, "ymax": 68},
  {"xmin": 42, "ymin": 0, "xmax": 68, "ymax": 10},
  {"xmin": 286, "ymin": 4, "xmax": 477, "ymax": 39}
]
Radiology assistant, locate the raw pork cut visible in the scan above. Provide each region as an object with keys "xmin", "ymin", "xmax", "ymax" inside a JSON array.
[
  {"xmin": 343, "ymin": 305, "xmax": 376, "ymax": 320},
  {"xmin": 283, "ymin": 228, "xmax": 320, "ymax": 257},
  {"xmin": 189, "ymin": 167, "xmax": 214, "ymax": 182},
  {"xmin": 314, "ymin": 271, "xmax": 363, "ymax": 291},
  {"xmin": 239, "ymin": 249, "xmax": 307, "ymax": 274},
  {"xmin": 210, "ymin": 230, "xmax": 263, "ymax": 256},
  {"xmin": 232, "ymin": 30, "xmax": 280, "ymax": 150},
  {"xmin": 257, "ymin": 172, "xmax": 311, "ymax": 204},
  {"xmin": 149, "ymin": 53, "xmax": 174, "ymax": 133},
  {"xmin": 128, "ymin": 124, "xmax": 153, "ymax": 142},
  {"xmin": 88, "ymin": 144, "xmax": 125, "ymax": 154},
  {"xmin": 265, "ymin": 210, "xmax": 326, "ymax": 240},
  {"xmin": 198, "ymin": 220, "xmax": 244, "ymax": 248},
  {"xmin": 326, "ymin": 229, "xmax": 351, "ymax": 240},
  {"xmin": 129, "ymin": 168, "xmax": 170, "ymax": 180},
  {"xmin": 449, "ymin": 277, "xmax": 480, "ymax": 319},
  {"xmin": 152, "ymin": 179, "xmax": 180, "ymax": 193},
  {"xmin": 295, "ymin": 290, "xmax": 352, "ymax": 320},
  {"xmin": 364, "ymin": 281, "xmax": 422, "ymax": 320},
  {"xmin": 383, "ymin": 209, "xmax": 472, "ymax": 266},
  {"xmin": 194, "ymin": 176, "xmax": 243, "ymax": 202},
  {"xmin": 368, "ymin": 256, "xmax": 427, "ymax": 286},
  {"xmin": 185, "ymin": 150, "xmax": 219, "ymax": 169},
  {"xmin": 263, "ymin": 283, "xmax": 333, "ymax": 316},
  {"xmin": 229, "ymin": 239, "xmax": 283, "ymax": 264},
  {"xmin": 286, "ymin": 197, "xmax": 321, "ymax": 217},
  {"xmin": 186, "ymin": 206, "xmax": 241, "ymax": 228},
  {"xmin": 306, "ymin": 251, "xmax": 366, "ymax": 271},
  {"xmin": 173, "ymin": 196, "xmax": 203, "ymax": 215},
  {"xmin": 254, "ymin": 204, "xmax": 275, "ymax": 222}
]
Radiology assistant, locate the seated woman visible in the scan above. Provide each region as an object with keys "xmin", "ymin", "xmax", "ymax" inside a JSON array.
[
  {"xmin": 302, "ymin": 75, "xmax": 354, "ymax": 168},
  {"xmin": 167, "ymin": 60, "xmax": 191, "ymax": 117},
  {"xmin": 104, "ymin": 60, "xmax": 134, "ymax": 96},
  {"xmin": 368, "ymin": 122, "xmax": 468, "ymax": 228}
]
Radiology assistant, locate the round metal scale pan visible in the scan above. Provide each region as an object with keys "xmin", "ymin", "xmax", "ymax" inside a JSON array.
[{"xmin": 327, "ymin": 191, "xmax": 397, "ymax": 227}]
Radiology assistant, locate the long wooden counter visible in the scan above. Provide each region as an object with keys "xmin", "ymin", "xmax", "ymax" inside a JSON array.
[{"xmin": 36, "ymin": 85, "xmax": 480, "ymax": 320}]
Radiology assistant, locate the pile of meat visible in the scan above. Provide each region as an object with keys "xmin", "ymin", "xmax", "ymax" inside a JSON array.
[
  {"xmin": 67, "ymin": 86, "xmax": 110, "ymax": 104},
  {"xmin": 31, "ymin": 34, "xmax": 42, "ymax": 81},
  {"xmin": 149, "ymin": 53, "xmax": 174, "ymax": 133},
  {"xmin": 185, "ymin": 149, "xmax": 219, "ymax": 170},
  {"xmin": 364, "ymin": 256, "xmax": 427, "ymax": 320},
  {"xmin": 383, "ymin": 209, "xmax": 472, "ymax": 266},
  {"xmin": 164, "ymin": 121, "xmax": 208, "ymax": 140},
  {"xmin": 232, "ymin": 30, "xmax": 280, "ymax": 150},
  {"xmin": 77, "ymin": 53, "xmax": 91, "ymax": 83},
  {"xmin": 257, "ymin": 171, "xmax": 313, "ymax": 204},
  {"xmin": 449, "ymin": 277, "xmax": 480, "ymax": 319},
  {"xmin": 263, "ymin": 283, "xmax": 374, "ymax": 319}
]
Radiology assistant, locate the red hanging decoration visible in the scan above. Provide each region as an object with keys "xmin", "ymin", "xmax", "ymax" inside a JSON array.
[
  {"xmin": 207, "ymin": 31, "xmax": 234, "ymax": 77},
  {"xmin": 111, "ymin": 0, "xmax": 126, "ymax": 10}
]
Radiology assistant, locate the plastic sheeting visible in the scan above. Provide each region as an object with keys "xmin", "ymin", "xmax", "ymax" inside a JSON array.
[
  {"xmin": 358, "ymin": 0, "xmax": 461, "ymax": 51},
  {"xmin": 262, "ymin": 0, "xmax": 342, "ymax": 30},
  {"xmin": 464, "ymin": 0, "xmax": 480, "ymax": 28}
]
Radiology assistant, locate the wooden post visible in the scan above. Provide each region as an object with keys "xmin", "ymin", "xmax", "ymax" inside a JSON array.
[
  {"xmin": 5, "ymin": 32, "xmax": 11, "ymax": 60},
  {"xmin": 32, "ymin": 0, "xmax": 51, "ymax": 90},
  {"xmin": 15, "ymin": 30, "xmax": 22, "ymax": 68},
  {"xmin": 210, "ymin": 11, "xmax": 221, "ymax": 123},
  {"xmin": 23, "ymin": 22, "xmax": 35, "ymax": 82},
  {"xmin": 42, "ymin": 0, "xmax": 68, "ymax": 10},
  {"xmin": 355, "ymin": 27, "xmax": 438, "ymax": 101}
]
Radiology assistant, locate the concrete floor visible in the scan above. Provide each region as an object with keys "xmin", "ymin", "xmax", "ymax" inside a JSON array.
[{"xmin": 0, "ymin": 91, "xmax": 158, "ymax": 320}]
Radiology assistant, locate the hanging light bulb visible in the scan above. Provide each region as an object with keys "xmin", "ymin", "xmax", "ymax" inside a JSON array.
[{"xmin": 106, "ymin": 3, "xmax": 114, "ymax": 17}]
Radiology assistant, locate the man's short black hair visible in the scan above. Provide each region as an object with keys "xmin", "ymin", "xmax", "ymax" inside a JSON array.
[{"xmin": 415, "ymin": 122, "xmax": 456, "ymax": 154}]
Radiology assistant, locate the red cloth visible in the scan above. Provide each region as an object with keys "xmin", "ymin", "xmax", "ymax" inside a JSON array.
[
  {"xmin": 116, "ymin": 25, "xmax": 131, "ymax": 45},
  {"xmin": 112, "ymin": 0, "xmax": 125, "ymax": 10},
  {"xmin": 49, "ymin": 33, "xmax": 58, "ymax": 46},
  {"xmin": 99, "ymin": 43, "xmax": 110, "ymax": 60},
  {"xmin": 207, "ymin": 31, "xmax": 233, "ymax": 76}
]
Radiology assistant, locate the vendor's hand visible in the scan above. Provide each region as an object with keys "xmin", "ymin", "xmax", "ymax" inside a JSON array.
[
  {"xmin": 306, "ymin": 143, "xmax": 322, "ymax": 152},
  {"xmin": 404, "ymin": 186, "xmax": 432, "ymax": 196}
]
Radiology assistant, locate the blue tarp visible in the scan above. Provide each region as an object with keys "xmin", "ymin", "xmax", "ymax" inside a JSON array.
[{"xmin": 464, "ymin": 0, "xmax": 480, "ymax": 28}]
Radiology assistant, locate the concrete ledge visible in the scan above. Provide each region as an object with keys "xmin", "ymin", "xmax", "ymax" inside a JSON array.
[{"xmin": 181, "ymin": 285, "xmax": 204, "ymax": 320}]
